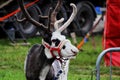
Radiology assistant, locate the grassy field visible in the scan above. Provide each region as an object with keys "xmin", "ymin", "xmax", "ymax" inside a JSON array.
[{"xmin": 0, "ymin": 34, "xmax": 120, "ymax": 80}]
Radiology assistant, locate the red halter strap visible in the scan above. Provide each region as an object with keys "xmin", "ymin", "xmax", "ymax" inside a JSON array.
[{"xmin": 42, "ymin": 39, "xmax": 68, "ymax": 58}]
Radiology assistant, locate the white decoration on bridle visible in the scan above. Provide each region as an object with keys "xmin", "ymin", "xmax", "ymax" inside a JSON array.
[{"xmin": 53, "ymin": 58, "xmax": 69, "ymax": 80}]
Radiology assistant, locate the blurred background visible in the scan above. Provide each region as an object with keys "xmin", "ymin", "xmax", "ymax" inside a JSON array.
[{"xmin": 2, "ymin": 0, "xmax": 120, "ymax": 80}]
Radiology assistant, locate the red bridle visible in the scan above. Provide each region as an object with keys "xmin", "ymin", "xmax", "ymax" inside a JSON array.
[{"xmin": 42, "ymin": 39, "xmax": 69, "ymax": 58}]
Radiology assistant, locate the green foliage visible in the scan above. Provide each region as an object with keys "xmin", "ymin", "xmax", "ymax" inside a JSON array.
[{"xmin": 0, "ymin": 35, "xmax": 120, "ymax": 80}]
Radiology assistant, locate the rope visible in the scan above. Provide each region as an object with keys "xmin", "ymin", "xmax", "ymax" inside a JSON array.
[{"xmin": 77, "ymin": 13, "xmax": 105, "ymax": 50}]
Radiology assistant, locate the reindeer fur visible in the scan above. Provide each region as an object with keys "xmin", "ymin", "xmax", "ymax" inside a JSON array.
[{"xmin": 25, "ymin": 44, "xmax": 55, "ymax": 80}]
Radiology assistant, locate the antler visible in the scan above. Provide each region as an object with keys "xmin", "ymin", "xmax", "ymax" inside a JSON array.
[
  {"xmin": 18, "ymin": 0, "xmax": 63, "ymax": 32},
  {"xmin": 17, "ymin": 0, "xmax": 47, "ymax": 31},
  {"xmin": 49, "ymin": 0, "xmax": 63, "ymax": 30},
  {"xmin": 57, "ymin": 3, "xmax": 77, "ymax": 32},
  {"xmin": 54, "ymin": 18, "xmax": 64, "ymax": 30}
]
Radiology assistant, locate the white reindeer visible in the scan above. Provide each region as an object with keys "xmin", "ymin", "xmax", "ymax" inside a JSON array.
[{"xmin": 18, "ymin": 0, "xmax": 78, "ymax": 80}]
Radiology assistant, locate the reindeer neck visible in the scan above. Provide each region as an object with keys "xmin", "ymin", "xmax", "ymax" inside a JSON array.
[
  {"xmin": 40, "ymin": 45, "xmax": 55, "ymax": 64},
  {"xmin": 39, "ymin": 45, "xmax": 55, "ymax": 80}
]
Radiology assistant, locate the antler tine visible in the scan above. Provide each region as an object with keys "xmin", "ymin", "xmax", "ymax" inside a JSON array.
[
  {"xmin": 50, "ymin": 0, "xmax": 62, "ymax": 29},
  {"xmin": 18, "ymin": 0, "xmax": 47, "ymax": 31},
  {"xmin": 47, "ymin": 7, "xmax": 53, "ymax": 31},
  {"xmin": 54, "ymin": 18, "xmax": 64, "ymax": 30},
  {"xmin": 57, "ymin": 3, "xmax": 77, "ymax": 32}
]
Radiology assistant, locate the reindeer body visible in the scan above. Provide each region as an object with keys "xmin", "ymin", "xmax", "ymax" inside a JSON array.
[
  {"xmin": 18, "ymin": 0, "xmax": 78, "ymax": 80},
  {"xmin": 25, "ymin": 44, "xmax": 70, "ymax": 80},
  {"xmin": 25, "ymin": 44, "xmax": 55, "ymax": 80}
]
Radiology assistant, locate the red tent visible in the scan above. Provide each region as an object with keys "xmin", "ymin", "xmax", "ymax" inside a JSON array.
[{"xmin": 103, "ymin": 0, "xmax": 120, "ymax": 67}]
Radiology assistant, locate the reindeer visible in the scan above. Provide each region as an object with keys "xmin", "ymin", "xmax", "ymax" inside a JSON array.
[{"xmin": 18, "ymin": 0, "xmax": 78, "ymax": 80}]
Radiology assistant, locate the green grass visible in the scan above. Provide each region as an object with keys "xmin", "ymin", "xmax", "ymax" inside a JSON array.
[{"xmin": 0, "ymin": 35, "xmax": 120, "ymax": 80}]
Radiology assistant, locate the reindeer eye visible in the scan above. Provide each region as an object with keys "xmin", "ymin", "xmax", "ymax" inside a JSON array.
[
  {"xmin": 52, "ymin": 39, "xmax": 56, "ymax": 42},
  {"xmin": 62, "ymin": 45, "xmax": 66, "ymax": 49}
]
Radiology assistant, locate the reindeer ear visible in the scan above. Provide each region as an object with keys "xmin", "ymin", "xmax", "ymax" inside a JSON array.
[
  {"xmin": 54, "ymin": 18, "xmax": 64, "ymax": 30},
  {"xmin": 57, "ymin": 3, "xmax": 77, "ymax": 32}
]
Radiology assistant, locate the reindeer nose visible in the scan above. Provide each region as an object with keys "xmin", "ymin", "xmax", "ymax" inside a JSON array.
[
  {"xmin": 75, "ymin": 47, "xmax": 79, "ymax": 53},
  {"xmin": 71, "ymin": 48, "xmax": 79, "ymax": 55}
]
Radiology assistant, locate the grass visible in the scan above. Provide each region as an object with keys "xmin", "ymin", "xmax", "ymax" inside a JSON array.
[{"xmin": 0, "ymin": 34, "xmax": 120, "ymax": 80}]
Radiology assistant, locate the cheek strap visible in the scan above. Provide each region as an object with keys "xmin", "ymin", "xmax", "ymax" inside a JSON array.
[{"xmin": 42, "ymin": 39, "xmax": 69, "ymax": 58}]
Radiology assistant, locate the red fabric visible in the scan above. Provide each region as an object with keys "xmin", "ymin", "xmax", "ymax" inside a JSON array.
[{"xmin": 103, "ymin": 0, "xmax": 120, "ymax": 67}]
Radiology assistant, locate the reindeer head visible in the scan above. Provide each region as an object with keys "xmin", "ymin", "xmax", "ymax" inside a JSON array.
[{"xmin": 18, "ymin": 0, "xmax": 79, "ymax": 59}]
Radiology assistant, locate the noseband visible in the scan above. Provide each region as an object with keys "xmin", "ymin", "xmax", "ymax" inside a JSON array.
[{"xmin": 42, "ymin": 39, "xmax": 69, "ymax": 58}]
